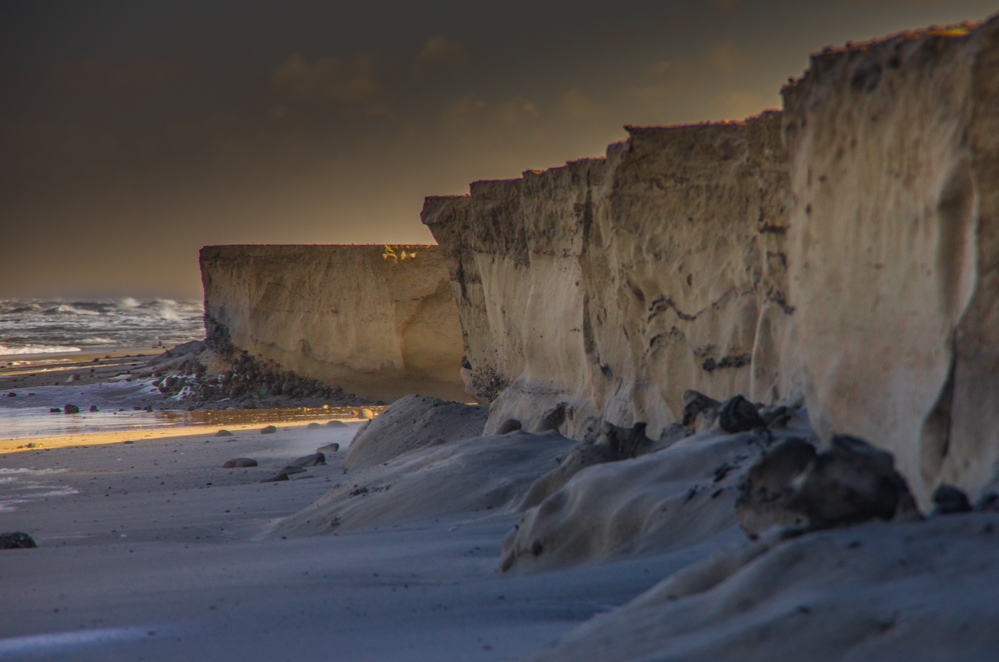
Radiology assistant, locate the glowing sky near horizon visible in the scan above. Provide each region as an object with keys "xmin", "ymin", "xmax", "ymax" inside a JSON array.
[{"xmin": 1, "ymin": 0, "xmax": 996, "ymax": 299}]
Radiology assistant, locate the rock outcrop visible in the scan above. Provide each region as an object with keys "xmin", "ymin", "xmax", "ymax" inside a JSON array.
[
  {"xmin": 782, "ymin": 19, "xmax": 999, "ymax": 508},
  {"xmin": 200, "ymin": 244, "xmax": 466, "ymax": 402},
  {"xmin": 423, "ymin": 113, "xmax": 800, "ymax": 441}
]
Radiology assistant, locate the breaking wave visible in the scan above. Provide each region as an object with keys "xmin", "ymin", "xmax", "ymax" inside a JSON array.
[{"xmin": 0, "ymin": 297, "xmax": 204, "ymax": 355}]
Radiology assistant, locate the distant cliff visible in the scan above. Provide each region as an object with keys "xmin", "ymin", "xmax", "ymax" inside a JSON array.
[
  {"xmin": 199, "ymin": 244, "xmax": 467, "ymax": 402},
  {"xmin": 424, "ymin": 16, "xmax": 999, "ymax": 508}
]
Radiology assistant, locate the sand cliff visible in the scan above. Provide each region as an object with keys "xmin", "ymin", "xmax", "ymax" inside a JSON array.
[
  {"xmin": 783, "ymin": 20, "xmax": 999, "ymax": 508},
  {"xmin": 423, "ymin": 113, "xmax": 799, "ymax": 441},
  {"xmin": 423, "ymin": 17, "xmax": 999, "ymax": 509},
  {"xmin": 200, "ymin": 244, "xmax": 466, "ymax": 402}
]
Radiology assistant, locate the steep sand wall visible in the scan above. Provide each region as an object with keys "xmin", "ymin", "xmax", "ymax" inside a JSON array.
[
  {"xmin": 199, "ymin": 244, "xmax": 467, "ymax": 402},
  {"xmin": 782, "ymin": 19, "xmax": 999, "ymax": 507},
  {"xmin": 423, "ymin": 112, "xmax": 799, "ymax": 439}
]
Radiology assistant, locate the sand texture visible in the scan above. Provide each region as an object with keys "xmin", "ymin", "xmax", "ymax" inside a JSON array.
[
  {"xmin": 526, "ymin": 514, "xmax": 999, "ymax": 662},
  {"xmin": 343, "ymin": 393, "xmax": 488, "ymax": 470},
  {"xmin": 274, "ymin": 430, "xmax": 576, "ymax": 535}
]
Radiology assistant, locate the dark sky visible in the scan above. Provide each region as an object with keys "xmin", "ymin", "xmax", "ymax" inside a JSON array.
[{"xmin": 2, "ymin": 0, "xmax": 995, "ymax": 299}]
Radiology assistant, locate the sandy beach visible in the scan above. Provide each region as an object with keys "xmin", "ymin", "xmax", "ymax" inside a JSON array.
[
  {"xmin": 0, "ymin": 390, "xmax": 689, "ymax": 661},
  {"xmin": 5, "ymin": 367, "xmax": 999, "ymax": 662}
]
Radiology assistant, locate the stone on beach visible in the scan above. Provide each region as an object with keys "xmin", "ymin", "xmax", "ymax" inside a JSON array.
[
  {"xmin": 0, "ymin": 532, "xmax": 37, "ymax": 549},
  {"xmin": 223, "ymin": 458, "xmax": 258, "ymax": 468},
  {"xmin": 260, "ymin": 425, "xmax": 277, "ymax": 434},
  {"xmin": 290, "ymin": 453, "xmax": 326, "ymax": 468},
  {"xmin": 215, "ymin": 429, "xmax": 233, "ymax": 437},
  {"xmin": 262, "ymin": 466, "xmax": 308, "ymax": 482},
  {"xmin": 932, "ymin": 484, "xmax": 972, "ymax": 515},
  {"xmin": 64, "ymin": 404, "xmax": 80, "ymax": 414}
]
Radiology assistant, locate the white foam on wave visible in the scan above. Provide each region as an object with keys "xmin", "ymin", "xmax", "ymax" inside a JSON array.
[
  {"xmin": 44, "ymin": 304, "xmax": 100, "ymax": 316},
  {"xmin": 0, "ymin": 344, "xmax": 81, "ymax": 356}
]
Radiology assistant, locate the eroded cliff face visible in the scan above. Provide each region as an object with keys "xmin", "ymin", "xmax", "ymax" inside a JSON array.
[
  {"xmin": 200, "ymin": 244, "xmax": 466, "ymax": 402},
  {"xmin": 423, "ymin": 112, "xmax": 800, "ymax": 439},
  {"xmin": 782, "ymin": 19, "xmax": 999, "ymax": 507}
]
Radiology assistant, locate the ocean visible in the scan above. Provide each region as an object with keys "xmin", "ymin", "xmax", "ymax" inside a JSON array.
[{"xmin": 0, "ymin": 298, "xmax": 205, "ymax": 356}]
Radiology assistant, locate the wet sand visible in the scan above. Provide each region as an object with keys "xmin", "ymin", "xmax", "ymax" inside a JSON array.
[{"xmin": 0, "ymin": 349, "xmax": 163, "ymax": 390}]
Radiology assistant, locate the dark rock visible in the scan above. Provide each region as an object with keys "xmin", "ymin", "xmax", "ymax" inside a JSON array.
[
  {"xmin": 659, "ymin": 423, "xmax": 695, "ymax": 447},
  {"xmin": 541, "ymin": 403, "xmax": 567, "ymax": 429},
  {"xmin": 317, "ymin": 443, "xmax": 340, "ymax": 454},
  {"xmin": 717, "ymin": 395, "xmax": 766, "ymax": 433},
  {"xmin": 123, "ymin": 440, "xmax": 134, "ymax": 444},
  {"xmin": 738, "ymin": 434, "xmax": 918, "ymax": 536},
  {"xmin": 290, "ymin": 453, "xmax": 326, "ymax": 468},
  {"xmin": 7, "ymin": 392, "xmax": 16, "ymax": 397},
  {"xmin": 932, "ymin": 484, "xmax": 972, "ymax": 515},
  {"xmin": 977, "ymin": 492, "xmax": 999, "ymax": 511},
  {"xmin": 306, "ymin": 422, "xmax": 323, "ymax": 430},
  {"xmin": 682, "ymin": 390, "xmax": 720, "ymax": 427},
  {"xmin": 737, "ymin": 437, "xmax": 817, "ymax": 536},
  {"xmin": 223, "ymin": 458, "xmax": 258, "ymax": 468},
  {"xmin": 262, "ymin": 473, "xmax": 289, "ymax": 483},
  {"xmin": 597, "ymin": 421, "xmax": 655, "ymax": 459},
  {"xmin": 50, "ymin": 408, "xmax": 61, "ymax": 413},
  {"xmin": 761, "ymin": 405, "xmax": 792, "ymax": 429},
  {"xmin": 64, "ymin": 404, "xmax": 80, "ymax": 414},
  {"xmin": 0, "ymin": 532, "xmax": 37, "ymax": 549},
  {"xmin": 260, "ymin": 425, "xmax": 277, "ymax": 434},
  {"xmin": 496, "ymin": 419, "xmax": 522, "ymax": 435},
  {"xmin": 215, "ymin": 429, "xmax": 233, "ymax": 437},
  {"xmin": 787, "ymin": 435, "xmax": 918, "ymax": 530},
  {"xmin": 89, "ymin": 405, "xmax": 99, "ymax": 412},
  {"xmin": 261, "ymin": 466, "xmax": 307, "ymax": 483},
  {"xmin": 325, "ymin": 420, "xmax": 348, "ymax": 428}
]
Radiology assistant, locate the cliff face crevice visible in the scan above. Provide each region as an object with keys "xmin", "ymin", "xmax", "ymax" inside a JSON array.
[
  {"xmin": 200, "ymin": 244, "xmax": 466, "ymax": 402},
  {"xmin": 423, "ymin": 112, "xmax": 799, "ymax": 439}
]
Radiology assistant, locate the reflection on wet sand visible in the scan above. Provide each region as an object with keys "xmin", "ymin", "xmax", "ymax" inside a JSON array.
[
  {"xmin": 157, "ymin": 406, "xmax": 385, "ymax": 428},
  {"xmin": 1, "ymin": 405, "xmax": 386, "ymax": 445}
]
